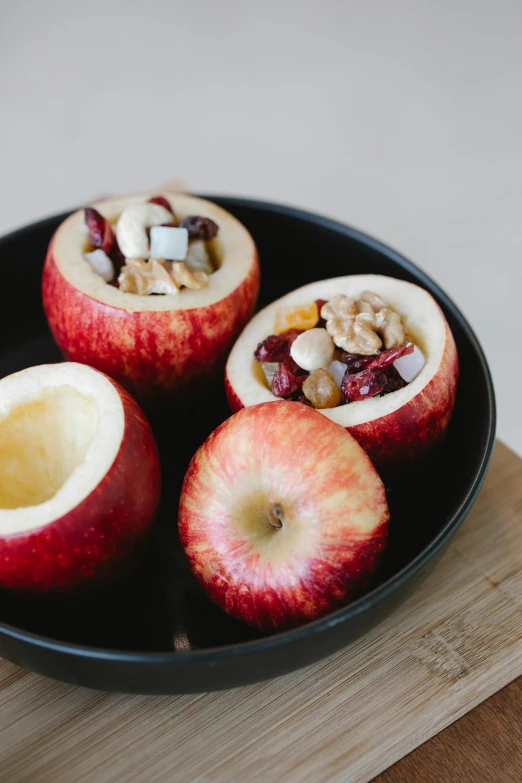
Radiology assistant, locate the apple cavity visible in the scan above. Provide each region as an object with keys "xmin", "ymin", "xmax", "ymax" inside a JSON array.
[
  {"xmin": 42, "ymin": 193, "xmax": 260, "ymax": 406},
  {"xmin": 0, "ymin": 363, "xmax": 161, "ymax": 593},
  {"xmin": 225, "ymin": 275, "xmax": 459, "ymax": 476},
  {"xmin": 179, "ymin": 401, "xmax": 389, "ymax": 632}
]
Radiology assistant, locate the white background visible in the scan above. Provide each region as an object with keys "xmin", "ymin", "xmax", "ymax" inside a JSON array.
[{"xmin": 2, "ymin": 0, "xmax": 521, "ymax": 454}]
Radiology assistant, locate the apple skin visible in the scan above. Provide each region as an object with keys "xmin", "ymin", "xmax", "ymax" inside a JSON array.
[
  {"xmin": 179, "ymin": 401, "xmax": 389, "ymax": 632},
  {"xmin": 0, "ymin": 379, "xmax": 161, "ymax": 594},
  {"xmin": 225, "ymin": 321, "xmax": 458, "ymax": 478},
  {"xmin": 347, "ymin": 322, "xmax": 459, "ymax": 474},
  {"xmin": 42, "ymin": 250, "xmax": 260, "ymax": 406}
]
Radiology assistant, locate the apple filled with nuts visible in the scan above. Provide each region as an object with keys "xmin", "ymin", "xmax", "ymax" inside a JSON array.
[
  {"xmin": 225, "ymin": 275, "xmax": 459, "ymax": 476},
  {"xmin": 0, "ymin": 363, "xmax": 161, "ymax": 593},
  {"xmin": 179, "ymin": 401, "xmax": 389, "ymax": 632},
  {"xmin": 43, "ymin": 193, "xmax": 260, "ymax": 405}
]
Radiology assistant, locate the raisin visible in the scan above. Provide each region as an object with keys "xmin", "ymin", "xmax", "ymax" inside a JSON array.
[
  {"xmin": 271, "ymin": 364, "xmax": 307, "ymax": 398},
  {"xmin": 254, "ymin": 330, "xmax": 302, "ymax": 363},
  {"xmin": 84, "ymin": 208, "xmax": 115, "ymax": 254},
  {"xmin": 367, "ymin": 343, "xmax": 414, "ymax": 371},
  {"xmin": 341, "ymin": 368, "xmax": 387, "ymax": 402},
  {"xmin": 180, "ymin": 215, "xmax": 219, "ymax": 241}
]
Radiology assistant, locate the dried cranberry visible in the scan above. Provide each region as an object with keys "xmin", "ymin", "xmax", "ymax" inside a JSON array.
[
  {"xmin": 296, "ymin": 394, "xmax": 313, "ymax": 406},
  {"xmin": 149, "ymin": 195, "xmax": 177, "ymax": 225},
  {"xmin": 383, "ymin": 366, "xmax": 407, "ymax": 394},
  {"xmin": 85, "ymin": 208, "xmax": 115, "ymax": 254},
  {"xmin": 271, "ymin": 364, "xmax": 306, "ymax": 398},
  {"xmin": 180, "ymin": 215, "xmax": 219, "ymax": 241},
  {"xmin": 281, "ymin": 355, "xmax": 304, "ymax": 375},
  {"xmin": 339, "ymin": 352, "xmax": 374, "ymax": 374},
  {"xmin": 315, "ymin": 299, "xmax": 328, "ymax": 328},
  {"xmin": 341, "ymin": 368, "xmax": 387, "ymax": 402},
  {"xmin": 367, "ymin": 343, "xmax": 414, "ymax": 371},
  {"xmin": 254, "ymin": 330, "xmax": 302, "ymax": 363},
  {"xmin": 109, "ymin": 242, "xmax": 126, "ymax": 272},
  {"xmin": 149, "ymin": 195, "xmax": 173, "ymax": 212}
]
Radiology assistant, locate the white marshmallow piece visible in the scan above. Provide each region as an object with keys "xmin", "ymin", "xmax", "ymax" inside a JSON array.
[
  {"xmin": 84, "ymin": 249, "xmax": 115, "ymax": 282},
  {"xmin": 328, "ymin": 360, "xmax": 348, "ymax": 390},
  {"xmin": 149, "ymin": 226, "xmax": 189, "ymax": 261},
  {"xmin": 290, "ymin": 328, "xmax": 335, "ymax": 372},
  {"xmin": 393, "ymin": 343, "xmax": 426, "ymax": 382},
  {"xmin": 261, "ymin": 362, "xmax": 279, "ymax": 388},
  {"xmin": 116, "ymin": 203, "xmax": 174, "ymax": 258}
]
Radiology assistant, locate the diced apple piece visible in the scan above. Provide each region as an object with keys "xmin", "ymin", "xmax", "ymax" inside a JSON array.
[{"xmin": 149, "ymin": 226, "xmax": 189, "ymax": 261}]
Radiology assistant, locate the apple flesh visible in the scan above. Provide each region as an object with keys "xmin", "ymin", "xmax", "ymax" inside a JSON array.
[
  {"xmin": 0, "ymin": 363, "xmax": 161, "ymax": 593},
  {"xmin": 179, "ymin": 401, "xmax": 389, "ymax": 632},
  {"xmin": 42, "ymin": 193, "xmax": 260, "ymax": 406},
  {"xmin": 225, "ymin": 275, "xmax": 459, "ymax": 477}
]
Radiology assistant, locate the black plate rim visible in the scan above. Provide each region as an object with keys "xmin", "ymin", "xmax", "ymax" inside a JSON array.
[{"xmin": 0, "ymin": 196, "xmax": 496, "ymax": 664}]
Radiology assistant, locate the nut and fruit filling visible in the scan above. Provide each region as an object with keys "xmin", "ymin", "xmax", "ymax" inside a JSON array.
[
  {"xmin": 254, "ymin": 293, "xmax": 426, "ymax": 408},
  {"xmin": 83, "ymin": 196, "xmax": 219, "ymax": 295}
]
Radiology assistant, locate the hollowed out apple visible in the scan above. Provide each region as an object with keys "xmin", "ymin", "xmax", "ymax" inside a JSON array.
[
  {"xmin": 225, "ymin": 275, "xmax": 459, "ymax": 476},
  {"xmin": 0, "ymin": 363, "xmax": 161, "ymax": 593},
  {"xmin": 179, "ymin": 401, "xmax": 389, "ymax": 632},
  {"xmin": 43, "ymin": 193, "xmax": 260, "ymax": 405}
]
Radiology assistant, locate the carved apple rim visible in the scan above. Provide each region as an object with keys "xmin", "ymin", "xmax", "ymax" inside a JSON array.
[{"xmin": 225, "ymin": 274, "xmax": 459, "ymax": 472}]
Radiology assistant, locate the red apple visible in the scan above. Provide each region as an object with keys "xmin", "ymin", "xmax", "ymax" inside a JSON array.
[
  {"xmin": 179, "ymin": 401, "xmax": 389, "ymax": 632},
  {"xmin": 43, "ymin": 193, "xmax": 260, "ymax": 405},
  {"xmin": 225, "ymin": 275, "xmax": 459, "ymax": 476},
  {"xmin": 0, "ymin": 362, "xmax": 161, "ymax": 593}
]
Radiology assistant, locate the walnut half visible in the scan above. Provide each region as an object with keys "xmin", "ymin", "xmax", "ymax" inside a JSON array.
[
  {"xmin": 320, "ymin": 291, "xmax": 406, "ymax": 355},
  {"xmin": 118, "ymin": 258, "xmax": 208, "ymax": 296}
]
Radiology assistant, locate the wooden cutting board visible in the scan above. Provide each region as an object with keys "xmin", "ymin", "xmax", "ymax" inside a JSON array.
[{"xmin": 1, "ymin": 441, "xmax": 521, "ymax": 783}]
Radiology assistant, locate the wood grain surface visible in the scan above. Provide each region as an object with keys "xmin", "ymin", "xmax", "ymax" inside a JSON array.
[
  {"xmin": 0, "ymin": 441, "xmax": 521, "ymax": 783},
  {"xmin": 375, "ymin": 675, "xmax": 522, "ymax": 782}
]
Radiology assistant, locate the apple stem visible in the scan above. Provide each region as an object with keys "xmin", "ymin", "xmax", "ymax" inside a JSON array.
[{"xmin": 269, "ymin": 503, "xmax": 284, "ymax": 529}]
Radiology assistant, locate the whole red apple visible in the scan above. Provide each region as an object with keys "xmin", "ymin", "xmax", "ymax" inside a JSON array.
[
  {"xmin": 225, "ymin": 275, "xmax": 459, "ymax": 476},
  {"xmin": 0, "ymin": 362, "xmax": 161, "ymax": 593},
  {"xmin": 179, "ymin": 401, "xmax": 389, "ymax": 632},
  {"xmin": 42, "ymin": 193, "xmax": 260, "ymax": 406}
]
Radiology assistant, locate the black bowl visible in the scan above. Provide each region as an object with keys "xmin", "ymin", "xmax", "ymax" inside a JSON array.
[{"xmin": 0, "ymin": 197, "xmax": 495, "ymax": 694}]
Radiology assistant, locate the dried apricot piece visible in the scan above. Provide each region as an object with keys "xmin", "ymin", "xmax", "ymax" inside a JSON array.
[{"xmin": 274, "ymin": 303, "xmax": 319, "ymax": 334}]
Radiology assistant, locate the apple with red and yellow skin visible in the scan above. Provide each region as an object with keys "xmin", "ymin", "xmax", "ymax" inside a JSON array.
[
  {"xmin": 179, "ymin": 401, "xmax": 389, "ymax": 632},
  {"xmin": 0, "ymin": 362, "xmax": 161, "ymax": 593},
  {"xmin": 225, "ymin": 275, "xmax": 459, "ymax": 477},
  {"xmin": 43, "ymin": 193, "xmax": 260, "ymax": 406}
]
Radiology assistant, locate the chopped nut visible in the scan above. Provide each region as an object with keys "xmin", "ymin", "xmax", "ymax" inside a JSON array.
[
  {"xmin": 376, "ymin": 307, "xmax": 406, "ymax": 349},
  {"xmin": 320, "ymin": 292, "xmax": 406, "ymax": 354},
  {"xmin": 118, "ymin": 258, "xmax": 179, "ymax": 296},
  {"xmin": 149, "ymin": 259, "xmax": 179, "ymax": 295},
  {"xmin": 171, "ymin": 261, "xmax": 208, "ymax": 290},
  {"xmin": 302, "ymin": 369, "xmax": 341, "ymax": 409},
  {"xmin": 290, "ymin": 328, "xmax": 335, "ymax": 372},
  {"xmin": 359, "ymin": 290, "xmax": 386, "ymax": 311},
  {"xmin": 118, "ymin": 257, "xmax": 209, "ymax": 296}
]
